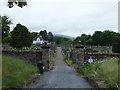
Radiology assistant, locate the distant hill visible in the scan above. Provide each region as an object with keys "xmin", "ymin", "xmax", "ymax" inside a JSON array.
[{"xmin": 54, "ymin": 34, "xmax": 76, "ymax": 40}]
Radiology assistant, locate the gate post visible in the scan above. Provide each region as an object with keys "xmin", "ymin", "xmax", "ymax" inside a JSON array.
[
  {"xmin": 75, "ymin": 45, "xmax": 85, "ymax": 70},
  {"xmin": 41, "ymin": 45, "xmax": 50, "ymax": 71}
]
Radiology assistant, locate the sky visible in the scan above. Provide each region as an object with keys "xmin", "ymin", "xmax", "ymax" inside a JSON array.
[{"xmin": 0, "ymin": 0, "xmax": 119, "ymax": 37}]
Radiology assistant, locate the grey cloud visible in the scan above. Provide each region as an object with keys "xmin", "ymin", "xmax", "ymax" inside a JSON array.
[{"xmin": 1, "ymin": 0, "xmax": 118, "ymax": 37}]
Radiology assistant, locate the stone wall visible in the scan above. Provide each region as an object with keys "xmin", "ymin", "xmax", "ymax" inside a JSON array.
[
  {"xmin": 2, "ymin": 50, "xmax": 42, "ymax": 65},
  {"xmin": 42, "ymin": 49, "xmax": 50, "ymax": 71},
  {"xmin": 75, "ymin": 47, "xmax": 85, "ymax": 69},
  {"xmin": 2, "ymin": 45, "xmax": 52, "ymax": 72},
  {"xmin": 63, "ymin": 46, "xmax": 120, "ymax": 68},
  {"xmin": 84, "ymin": 53, "xmax": 120, "ymax": 62}
]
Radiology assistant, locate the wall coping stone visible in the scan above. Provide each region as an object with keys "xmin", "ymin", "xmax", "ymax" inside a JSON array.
[{"xmin": 2, "ymin": 50, "xmax": 42, "ymax": 52}]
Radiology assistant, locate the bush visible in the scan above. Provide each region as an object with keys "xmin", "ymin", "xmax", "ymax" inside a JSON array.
[
  {"xmin": 66, "ymin": 59, "xmax": 77, "ymax": 67},
  {"xmin": 79, "ymin": 58, "xmax": 119, "ymax": 88},
  {"xmin": 2, "ymin": 55, "xmax": 38, "ymax": 88},
  {"xmin": 112, "ymin": 43, "xmax": 120, "ymax": 53}
]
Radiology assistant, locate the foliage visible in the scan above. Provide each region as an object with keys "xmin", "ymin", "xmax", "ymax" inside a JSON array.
[
  {"xmin": 112, "ymin": 43, "xmax": 120, "ymax": 53},
  {"xmin": 22, "ymin": 46, "xmax": 41, "ymax": 50},
  {"xmin": 10, "ymin": 24, "xmax": 32, "ymax": 48},
  {"xmin": 92, "ymin": 31, "xmax": 102, "ymax": 45},
  {"xmin": 66, "ymin": 59, "xmax": 77, "ymax": 67},
  {"xmin": 40, "ymin": 30, "xmax": 49, "ymax": 40},
  {"xmin": 48, "ymin": 32, "xmax": 54, "ymax": 43},
  {"xmin": 74, "ymin": 30, "xmax": 120, "ymax": 46},
  {"xmin": 8, "ymin": 0, "xmax": 27, "ymax": 8},
  {"xmin": 0, "ymin": 55, "xmax": 2, "ymax": 89},
  {"xmin": 2, "ymin": 34, "xmax": 11, "ymax": 43},
  {"xmin": 39, "ymin": 30, "xmax": 54, "ymax": 44},
  {"xmin": 2, "ymin": 15, "xmax": 12, "ymax": 43},
  {"xmin": 53, "ymin": 36, "xmax": 73, "ymax": 45},
  {"xmin": 2, "ymin": 55, "xmax": 38, "ymax": 88},
  {"xmin": 50, "ymin": 56, "xmax": 54, "ymax": 66},
  {"xmin": 30, "ymin": 32, "xmax": 38, "ymax": 40},
  {"xmin": 79, "ymin": 58, "xmax": 119, "ymax": 88}
]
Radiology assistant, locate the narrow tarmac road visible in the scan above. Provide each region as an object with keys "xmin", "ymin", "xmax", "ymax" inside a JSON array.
[{"xmin": 28, "ymin": 47, "xmax": 92, "ymax": 88}]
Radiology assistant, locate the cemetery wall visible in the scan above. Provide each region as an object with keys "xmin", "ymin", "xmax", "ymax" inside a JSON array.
[
  {"xmin": 2, "ymin": 45, "xmax": 55, "ymax": 71},
  {"xmin": 2, "ymin": 50, "xmax": 42, "ymax": 65},
  {"xmin": 84, "ymin": 53, "xmax": 120, "ymax": 62}
]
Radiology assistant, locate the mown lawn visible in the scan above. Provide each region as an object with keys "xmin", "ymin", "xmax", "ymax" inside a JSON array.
[
  {"xmin": 79, "ymin": 58, "xmax": 119, "ymax": 88},
  {"xmin": 2, "ymin": 55, "xmax": 38, "ymax": 88}
]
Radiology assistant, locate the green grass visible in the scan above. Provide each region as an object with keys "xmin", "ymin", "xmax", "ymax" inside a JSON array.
[
  {"xmin": 66, "ymin": 59, "xmax": 77, "ymax": 67},
  {"xmin": 50, "ymin": 56, "xmax": 54, "ymax": 66},
  {"xmin": 50, "ymin": 49, "xmax": 56, "ymax": 66},
  {"xmin": 79, "ymin": 58, "xmax": 119, "ymax": 88},
  {"xmin": 0, "ymin": 54, "xmax": 2, "ymax": 90},
  {"xmin": 2, "ymin": 55, "xmax": 38, "ymax": 88}
]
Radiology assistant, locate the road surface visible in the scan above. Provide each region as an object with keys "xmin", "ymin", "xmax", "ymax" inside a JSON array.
[{"xmin": 28, "ymin": 47, "xmax": 92, "ymax": 88}]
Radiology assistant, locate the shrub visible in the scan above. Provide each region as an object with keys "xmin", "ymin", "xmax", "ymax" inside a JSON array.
[
  {"xmin": 112, "ymin": 43, "xmax": 120, "ymax": 53},
  {"xmin": 79, "ymin": 58, "xmax": 119, "ymax": 88}
]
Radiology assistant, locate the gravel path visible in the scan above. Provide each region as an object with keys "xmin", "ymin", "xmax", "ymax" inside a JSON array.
[{"xmin": 28, "ymin": 47, "xmax": 92, "ymax": 88}]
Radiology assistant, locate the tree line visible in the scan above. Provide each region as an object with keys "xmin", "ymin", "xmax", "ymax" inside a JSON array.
[
  {"xmin": 1, "ymin": 15, "xmax": 55, "ymax": 48},
  {"xmin": 1, "ymin": 15, "xmax": 120, "ymax": 49},
  {"xmin": 73, "ymin": 30, "xmax": 120, "ymax": 46}
]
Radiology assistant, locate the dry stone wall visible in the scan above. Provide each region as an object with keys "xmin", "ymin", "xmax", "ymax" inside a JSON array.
[{"xmin": 2, "ymin": 50, "xmax": 42, "ymax": 65}]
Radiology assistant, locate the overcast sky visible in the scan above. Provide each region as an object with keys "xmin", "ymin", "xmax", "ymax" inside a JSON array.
[{"xmin": 1, "ymin": 0, "xmax": 119, "ymax": 37}]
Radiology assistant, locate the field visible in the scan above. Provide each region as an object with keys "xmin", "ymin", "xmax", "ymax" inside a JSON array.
[
  {"xmin": 79, "ymin": 58, "xmax": 119, "ymax": 88},
  {"xmin": 2, "ymin": 55, "xmax": 38, "ymax": 88}
]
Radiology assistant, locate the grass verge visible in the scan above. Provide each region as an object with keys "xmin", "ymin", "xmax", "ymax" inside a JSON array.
[
  {"xmin": 66, "ymin": 59, "xmax": 77, "ymax": 67},
  {"xmin": 78, "ymin": 58, "xmax": 119, "ymax": 88},
  {"xmin": 0, "ymin": 54, "xmax": 2, "ymax": 90},
  {"xmin": 50, "ymin": 56, "xmax": 54, "ymax": 66},
  {"xmin": 2, "ymin": 55, "xmax": 38, "ymax": 88}
]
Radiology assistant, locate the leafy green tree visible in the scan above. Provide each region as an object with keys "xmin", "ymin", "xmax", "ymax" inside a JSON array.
[
  {"xmin": 74, "ymin": 30, "xmax": 120, "ymax": 46},
  {"xmin": 2, "ymin": 15, "xmax": 12, "ymax": 43},
  {"xmin": 3, "ymin": 33, "xmax": 12, "ymax": 43},
  {"xmin": 73, "ymin": 37, "xmax": 81, "ymax": 45},
  {"xmin": 8, "ymin": 0, "xmax": 27, "ymax": 8},
  {"xmin": 92, "ymin": 31, "xmax": 102, "ymax": 45},
  {"xmin": 48, "ymin": 32, "xmax": 53, "ymax": 43},
  {"xmin": 80, "ymin": 34, "xmax": 91, "ymax": 45},
  {"xmin": 40, "ymin": 30, "xmax": 49, "ymax": 40},
  {"xmin": 100, "ymin": 30, "xmax": 120, "ymax": 46},
  {"xmin": 30, "ymin": 32, "xmax": 38, "ymax": 40},
  {"xmin": 10, "ymin": 24, "xmax": 32, "ymax": 48},
  {"xmin": 53, "ymin": 36, "xmax": 73, "ymax": 45},
  {"xmin": 73, "ymin": 34, "xmax": 92, "ymax": 45}
]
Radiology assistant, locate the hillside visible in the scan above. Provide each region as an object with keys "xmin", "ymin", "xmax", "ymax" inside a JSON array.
[{"xmin": 54, "ymin": 34, "xmax": 75, "ymax": 40}]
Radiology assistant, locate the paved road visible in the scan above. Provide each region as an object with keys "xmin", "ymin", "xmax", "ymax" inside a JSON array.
[{"xmin": 28, "ymin": 47, "xmax": 92, "ymax": 88}]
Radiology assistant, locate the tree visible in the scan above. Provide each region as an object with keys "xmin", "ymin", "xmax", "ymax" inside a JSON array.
[
  {"xmin": 80, "ymin": 34, "xmax": 91, "ymax": 45},
  {"xmin": 2, "ymin": 15, "xmax": 12, "ymax": 43},
  {"xmin": 53, "ymin": 36, "xmax": 72, "ymax": 45},
  {"xmin": 48, "ymin": 32, "xmax": 53, "ymax": 43},
  {"xmin": 8, "ymin": 0, "xmax": 27, "ymax": 8},
  {"xmin": 73, "ymin": 36, "xmax": 81, "ymax": 45},
  {"xmin": 92, "ymin": 31, "xmax": 102, "ymax": 45},
  {"xmin": 30, "ymin": 32, "xmax": 38, "ymax": 40},
  {"xmin": 10, "ymin": 24, "xmax": 32, "ymax": 48},
  {"xmin": 73, "ymin": 34, "xmax": 92, "ymax": 45},
  {"xmin": 40, "ymin": 30, "xmax": 49, "ymax": 40},
  {"xmin": 100, "ymin": 30, "xmax": 120, "ymax": 46}
]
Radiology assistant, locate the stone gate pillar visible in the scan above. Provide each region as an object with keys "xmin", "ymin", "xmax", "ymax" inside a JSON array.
[
  {"xmin": 41, "ymin": 45, "xmax": 50, "ymax": 71},
  {"xmin": 75, "ymin": 45, "xmax": 85, "ymax": 70}
]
